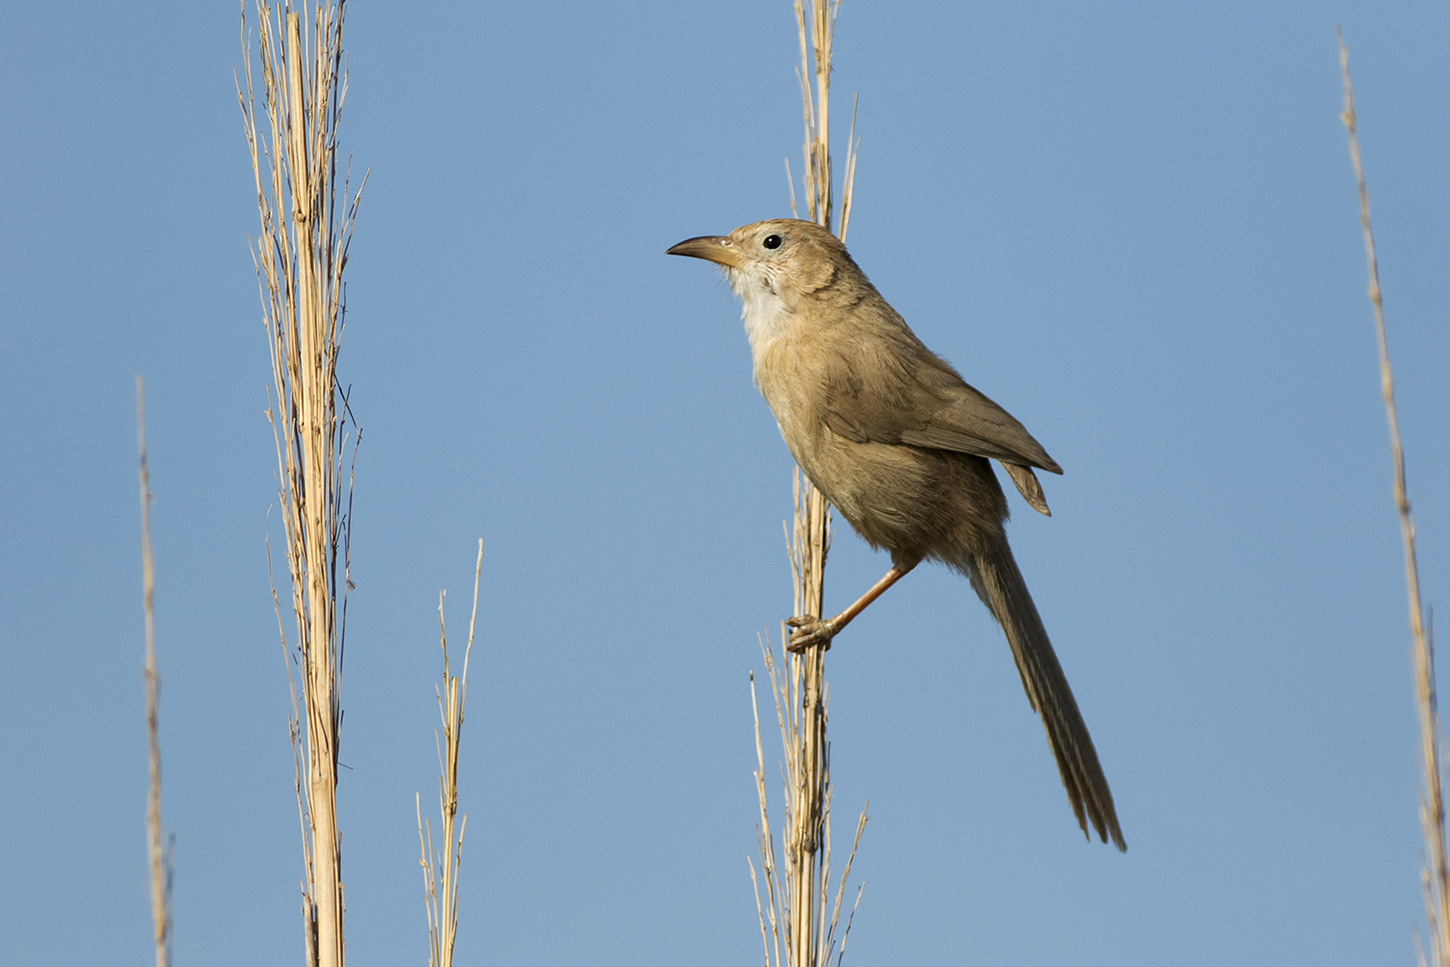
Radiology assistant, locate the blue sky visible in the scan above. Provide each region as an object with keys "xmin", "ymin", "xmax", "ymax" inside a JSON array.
[{"xmin": 4, "ymin": 1, "xmax": 1450, "ymax": 964}]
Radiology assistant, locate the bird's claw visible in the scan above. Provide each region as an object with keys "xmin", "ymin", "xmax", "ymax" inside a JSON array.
[{"xmin": 785, "ymin": 615, "xmax": 834, "ymax": 652}]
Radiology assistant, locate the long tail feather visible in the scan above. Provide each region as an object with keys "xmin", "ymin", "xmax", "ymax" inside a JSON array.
[{"xmin": 967, "ymin": 543, "xmax": 1126, "ymax": 850}]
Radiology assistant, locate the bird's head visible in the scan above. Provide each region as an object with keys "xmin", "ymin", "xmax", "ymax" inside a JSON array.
[{"xmin": 667, "ymin": 218, "xmax": 853, "ymax": 317}]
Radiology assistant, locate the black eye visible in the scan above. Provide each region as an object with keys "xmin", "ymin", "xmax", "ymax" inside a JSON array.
[{"xmin": 762, "ymin": 234, "xmax": 782, "ymax": 250}]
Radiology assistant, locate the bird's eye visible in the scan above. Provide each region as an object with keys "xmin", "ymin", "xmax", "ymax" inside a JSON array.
[{"xmin": 762, "ymin": 234, "xmax": 783, "ymax": 250}]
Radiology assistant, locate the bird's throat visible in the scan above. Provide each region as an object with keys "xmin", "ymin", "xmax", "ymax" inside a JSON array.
[{"xmin": 730, "ymin": 270, "xmax": 794, "ymax": 363}]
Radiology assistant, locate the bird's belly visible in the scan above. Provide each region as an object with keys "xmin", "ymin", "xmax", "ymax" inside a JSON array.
[{"xmin": 781, "ymin": 423, "xmax": 1009, "ymax": 565}]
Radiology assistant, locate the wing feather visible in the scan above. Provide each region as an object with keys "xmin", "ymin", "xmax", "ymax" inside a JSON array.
[{"xmin": 818, "ymin": 334, "xmax": 1061, "ymax": 514}]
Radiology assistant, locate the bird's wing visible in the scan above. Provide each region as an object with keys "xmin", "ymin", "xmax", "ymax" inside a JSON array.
[
  {"xmin": 821, "ymin": 340, "xmax": 1061, "ymax": 471},
  {"xmin": 820, "ymin": 339, "xmax": 1061, "ymax": 515}
]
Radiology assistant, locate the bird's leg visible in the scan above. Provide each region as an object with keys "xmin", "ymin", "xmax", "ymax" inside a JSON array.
[{"xmin": 786, "ymin": 561, "xmax": 918, "ymax": 652}]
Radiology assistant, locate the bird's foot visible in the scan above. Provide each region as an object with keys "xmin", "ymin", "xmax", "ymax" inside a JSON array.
[{"xmin": 785, "ymin": 615, "xmax": 835, "ymax": 652}]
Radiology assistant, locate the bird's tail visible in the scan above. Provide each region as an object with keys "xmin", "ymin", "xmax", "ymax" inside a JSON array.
[{"xmin": 965, "ymin": 542, "xmax": 1126, "ymax": 850}]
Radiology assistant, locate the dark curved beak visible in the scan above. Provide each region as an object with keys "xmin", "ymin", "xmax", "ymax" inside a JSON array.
[{"xmin": 666, "ymin": 235, "xmax": 742, "ymax": 269}]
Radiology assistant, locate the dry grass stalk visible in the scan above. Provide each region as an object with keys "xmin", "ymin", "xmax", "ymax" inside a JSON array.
[
  {"xmin": 417, "ymin": 541, "xmax": 482, "ymax": 967},
  {"xmin": 750, "ymin": 499, "xmax": 867, "ymax": 965},
  {"xmin": 1337, "ymin": 31, "xmax": 1450, "ymax": 967},
  {"xmin": 749, "ymin": 8, "xmax": 865, "ymax": 965},
  {"xmin": 137, "ymin": 378, "xmax": 173, "ymax": 967},
  {"xmin": 793, "ymin": 0, "xmax": 859, "ymax": 238},
  {"xmin": 239, "ymin": 3, "xmax": 363, "ymax": 964}
]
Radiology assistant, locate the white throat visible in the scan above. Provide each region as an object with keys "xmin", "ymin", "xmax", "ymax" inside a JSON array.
[{"xmin": 728, "ymin": 267, "xmax": 792, "ymax": 362}]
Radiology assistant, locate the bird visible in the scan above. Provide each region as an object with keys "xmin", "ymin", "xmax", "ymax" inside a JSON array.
[{"xmin": 667, "ymin": 217, "xmax": 1125, "ymax": 850}]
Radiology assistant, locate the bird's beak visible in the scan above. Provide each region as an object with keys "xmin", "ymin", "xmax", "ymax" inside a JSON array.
[{"xmin": 666, "ymin": 235, "xmax": 742, "ymax": 269}]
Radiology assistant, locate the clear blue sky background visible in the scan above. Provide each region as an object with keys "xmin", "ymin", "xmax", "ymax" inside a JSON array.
[{"xmin": 4, "ymin": 1, "xmax": 1449, "ymax": 964}]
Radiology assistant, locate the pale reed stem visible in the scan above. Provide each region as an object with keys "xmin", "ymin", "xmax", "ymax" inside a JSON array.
[
  {"xmin": 1338, "ymin": 30, "xmax": 1449, "ymax": 967},
  {"xmin": 239, "ymin": 3, "xmax": 363, "ymax": 963},
  {"xmin": 137, "ymin": 378, "xmax": 172, "ymax": 967},
  {"xmin": 418, "ymin": 540, "xmax": 481, "ymax": 967},
  {"xmin": 751, "ymin": 10, "xmax": 865, "ymax": 965}
]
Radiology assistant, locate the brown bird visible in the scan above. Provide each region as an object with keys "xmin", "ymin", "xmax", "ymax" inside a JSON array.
[{"xmin": 668, "ymin": 218, "xmax": 1125, "ymax": 850}]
